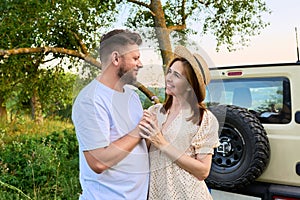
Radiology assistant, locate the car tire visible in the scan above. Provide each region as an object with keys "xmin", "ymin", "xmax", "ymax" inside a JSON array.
[{"xmin": 206, "ymin": 104, "xmax": 270, "ymax": 190}]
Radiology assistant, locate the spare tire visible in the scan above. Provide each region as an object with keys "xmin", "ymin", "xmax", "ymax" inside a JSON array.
[{"xmin": 206, "ymin": 104, "xmax": 270, "ymax": 190}]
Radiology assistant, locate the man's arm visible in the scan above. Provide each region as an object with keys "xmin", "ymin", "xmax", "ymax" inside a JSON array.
[{"xmin": 83, "ymin": 126, "xmax": 142, "ymax": 173}]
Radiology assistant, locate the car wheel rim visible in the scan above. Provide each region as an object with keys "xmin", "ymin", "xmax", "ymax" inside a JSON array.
[{"xmin": 212, "ymin": 125, "xmax": 245, "ymax": 172}]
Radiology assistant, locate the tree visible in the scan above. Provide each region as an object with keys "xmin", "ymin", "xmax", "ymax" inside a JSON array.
[
  {"xmin": 124, "ymin": 0, "xmax": 271, "ymax": 69},
  {"xmin": 0, "ymin": 0, "xmax": 117, "ymax": 122},
  {"xmin": 0, "ymin": 0, "xmax": 270, "ymax": 122}
]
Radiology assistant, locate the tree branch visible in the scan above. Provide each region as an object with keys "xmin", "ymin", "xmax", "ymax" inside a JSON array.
[
  {"xmin": 127, "ymin": 0, "xmax": 155, "ymax": 16},
  {"xmin": 42, "ymin": 57, "xmax": 57, "ymax": 64},
  {"xmin": 72, "ymin": 31, "xmax": 88, "ymax": 55},
  {"xmin": 197, "ymin": 0, "xmax": 206, "ymax": 5},
  {"xmin": 132, "ymin": 81, "xmax": 160, "ymax": 104},
  {"xmin": 197, "ymin": 0, "xmax": 210, "ymax": 7},
  {"xmin": 0, "ymin": 47, "xmax": 159, "ymax": 103},
  {"xmin": 181, "ymin": 0, "xmax": 186, "ymax": 24},
  {"xmin": 127, "ymin": 0, "xmax": 150, "ymax": 9},
  {"xmin": 168, "ymin": 24, "xmax": 186, "ymax": 31},
  {"xmin": 0, "ymin": 47, "xmax": 101, "ymax": 68}
]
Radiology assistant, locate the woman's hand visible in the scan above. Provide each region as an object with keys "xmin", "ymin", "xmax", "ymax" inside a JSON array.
[{"xmin": 139, "ymin": 110, "xmax": 169, "ymax": 149}]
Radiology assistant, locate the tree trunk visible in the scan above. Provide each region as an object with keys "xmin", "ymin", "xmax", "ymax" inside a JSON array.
[
  {"xmin": 0, "ymin": 96, "xmax": 7, "ymax": 122},
  {"xmin": 150, "ymin": 0, "xmax": 174, "ymax": 72},
  {"xmin": 30, "ymin": 89, "xmax": 43, "ymax": 124}
]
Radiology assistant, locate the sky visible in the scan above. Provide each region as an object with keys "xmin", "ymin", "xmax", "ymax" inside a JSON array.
[
  {"xmin": 201, "ymin": 0, "xmax": 300, "ymax": 67},
  {"xmin": 134, "ymin": 0, "xmax": 300, "ymax": 86}
]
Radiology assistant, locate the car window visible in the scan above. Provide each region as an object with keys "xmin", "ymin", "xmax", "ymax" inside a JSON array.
[{"xmin": 205, "ymin": 77, "xmax": 291, "ymax": 124}]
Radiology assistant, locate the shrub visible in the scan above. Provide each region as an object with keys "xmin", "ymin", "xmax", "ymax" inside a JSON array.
[{"xmin": 0, "ymin": 128, "xmax": 80, "ymax": 199}]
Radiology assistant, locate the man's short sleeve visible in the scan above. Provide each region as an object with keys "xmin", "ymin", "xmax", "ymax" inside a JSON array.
[{"xmin": 72, "ymin": 94, "xmax": 111, "ymax": 151}]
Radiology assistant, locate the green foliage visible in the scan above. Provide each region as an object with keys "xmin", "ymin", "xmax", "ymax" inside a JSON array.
[
  {"xmin": 40, "ymin": 72, "xmax": 77, "ymax": 120},
  {"xmin": 0, "ymin": 0, "xmax": 116, "ymax": 49},
  {"xmin": 0, "ymin": 124, "xmax": 80, "ymax": 199},
  {"xmin": 0, "ymin": 0, "xmax": 117, "ymax": 121},
  {"xmin": 203, "ymin": 0, "xmax": 271, "ymax": 50},
  {"xmin": 125, "ymin": 0, "xmax": 270, "ymax": 51},
  {"xmin": 4, "ymin": 71, "xmax": 78, "ymax": 122}
]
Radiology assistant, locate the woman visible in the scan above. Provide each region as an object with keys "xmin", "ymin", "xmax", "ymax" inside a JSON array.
[{"xmin": 139, "ymin": 45, "xmax": 219, "ymax": 200}]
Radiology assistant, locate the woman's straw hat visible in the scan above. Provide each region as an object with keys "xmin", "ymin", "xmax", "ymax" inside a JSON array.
[{"xmin": 173, "ymin": 45, "xmax": 211, "ymax": 100}]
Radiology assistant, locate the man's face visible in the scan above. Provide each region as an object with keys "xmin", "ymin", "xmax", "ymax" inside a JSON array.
[{"xmin": 117, "ymin": 44, "xmax": 143, "ymax": 84}]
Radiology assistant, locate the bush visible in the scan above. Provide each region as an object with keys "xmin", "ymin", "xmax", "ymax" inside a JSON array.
[{"xmin": 0, "ymin": 128, "xmax": 81, "ymax": 200}]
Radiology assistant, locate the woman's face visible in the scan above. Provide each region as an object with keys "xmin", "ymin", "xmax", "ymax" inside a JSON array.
[{"xmin": 165, "ymin": 61, "xmax": 190, "ymax": 97}]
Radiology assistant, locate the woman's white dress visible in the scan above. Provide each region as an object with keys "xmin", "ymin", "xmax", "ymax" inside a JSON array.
[{"xmin": 148, "ymin": 104, "xmax": 220, "ymax": 200}]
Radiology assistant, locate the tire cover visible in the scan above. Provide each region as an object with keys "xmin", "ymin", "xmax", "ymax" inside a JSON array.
[{"xmin": 206, "ymin": 104, "xmax": 270, "ymax": 190}]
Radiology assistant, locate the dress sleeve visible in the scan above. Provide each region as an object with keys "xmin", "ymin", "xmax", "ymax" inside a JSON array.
[{"xmin": 191, "ymin": 110, "xmax": 220, "ymax": 154}]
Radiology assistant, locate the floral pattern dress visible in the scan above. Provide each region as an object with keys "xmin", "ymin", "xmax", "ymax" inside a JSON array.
[{"xmin": 148, "ymin": 103, "xmax": 220, "ymax": 200}]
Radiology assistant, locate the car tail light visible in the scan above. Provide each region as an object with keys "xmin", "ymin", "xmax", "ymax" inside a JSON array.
[
  {"xmin": 227, "ymin": 71, "xmax": 243, "ymax": 76},
  {"xmin": 273, "ymin": 196, "xmax": 300, "ymax": 200}
]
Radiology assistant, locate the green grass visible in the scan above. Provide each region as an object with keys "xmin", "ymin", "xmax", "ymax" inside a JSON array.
[
  {"xmin": 0, "ymin": 115, "xmax": 73, "ymax": 138},
  {"xmin": 0, "ymin": 117, "xmax": 81, "ymax": 200}
]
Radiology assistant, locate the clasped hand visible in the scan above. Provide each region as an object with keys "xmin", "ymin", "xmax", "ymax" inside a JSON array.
[{"xmin": 139, "ymin": 110, "xmax": 169, "ymax": 149}]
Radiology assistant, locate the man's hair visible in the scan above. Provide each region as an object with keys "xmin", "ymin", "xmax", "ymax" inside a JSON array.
[{"xmin": 99, "ymin": 29, "xmax": 142, "ymax": 64}]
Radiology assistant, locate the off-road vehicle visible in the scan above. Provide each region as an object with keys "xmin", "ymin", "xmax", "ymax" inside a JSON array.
[{"xmin": 204, "ymin": 62, "xmax": 300, "ymax": 199}]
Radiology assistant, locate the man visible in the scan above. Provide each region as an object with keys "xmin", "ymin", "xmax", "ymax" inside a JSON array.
[{"xmin": 72, "ymin": 29, "xmax": 149, "ymax": 200}]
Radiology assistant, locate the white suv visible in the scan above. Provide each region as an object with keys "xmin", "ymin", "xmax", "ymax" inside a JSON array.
[{"xmin": 204, "ymin": 62, "xmax": 300, "ymax": 199}]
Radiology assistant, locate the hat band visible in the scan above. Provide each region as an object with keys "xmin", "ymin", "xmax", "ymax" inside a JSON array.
[{"xmin": 193, "ymin": 55, "xmax": 207, "ymax": 85}]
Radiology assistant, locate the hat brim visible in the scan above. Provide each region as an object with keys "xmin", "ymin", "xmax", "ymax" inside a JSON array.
[{"xmin": 173, "ymin": 45, "xmax": 211, "ymax": 100}]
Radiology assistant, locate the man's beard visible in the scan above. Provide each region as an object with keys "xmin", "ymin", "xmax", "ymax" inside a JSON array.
[{"xmin": 117, "ymin": 64, "xmax": 136, "ymax": 85}]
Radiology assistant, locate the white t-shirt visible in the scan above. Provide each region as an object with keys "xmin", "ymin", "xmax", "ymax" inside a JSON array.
[{"xmin": 72, "ymin": 79, "xmax": 149, "ymax": 200}]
